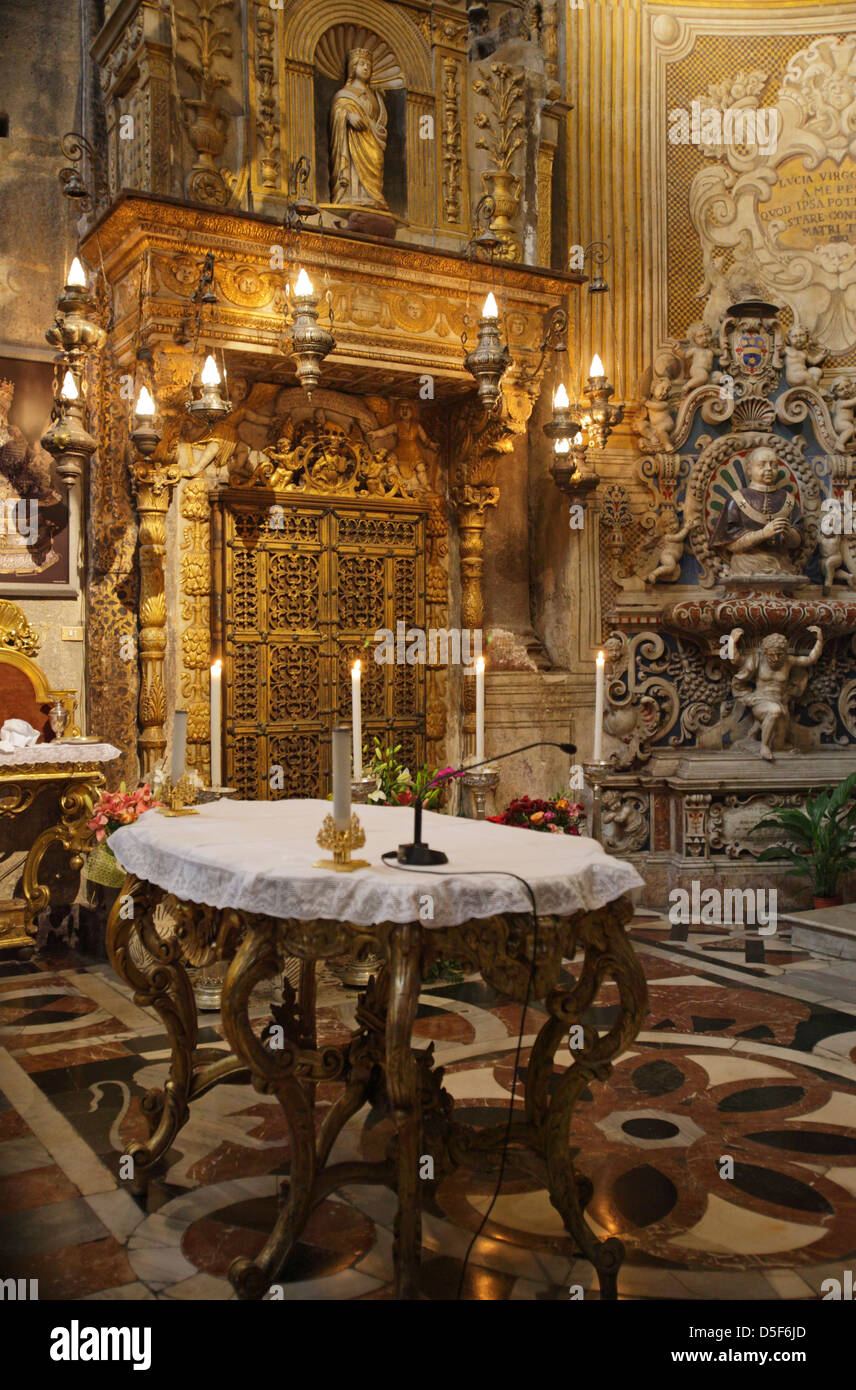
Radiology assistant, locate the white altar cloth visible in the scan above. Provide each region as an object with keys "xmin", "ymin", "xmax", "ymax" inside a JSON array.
[
  {"xmin": 0, "ymin": 742, "xmax": 121, "ymax": 768},
  {"xmin": 109, "ymin": 798, "xmax": 643, "ymax": 928}
]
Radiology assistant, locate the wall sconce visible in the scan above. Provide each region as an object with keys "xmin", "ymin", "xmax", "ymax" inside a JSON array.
[
  {"xmin": 41, "ymin": 363, "xmax": 97, "ymax": 487},
  {"xmin": 45, "ymin": 256, "xmax": 106, "ymax": 370},
  {"xmin": 131, "ymin": 385, "xmax": 162, "ymax": 459},
  {"xmin": 289, "ymin": 267, "xmax": 335, "ymax": 396},
  {"xmin": 284, "ymin": 155, "xmax": 320, "ymax": 229},
  {"xmin": 58, "ymin": 131, "xmax": 108, "ymax": 211},
  {"xmin": 187, "ymin": 353, "xmax": 232, "ymax": 427},
  {"xmin": 543, "ymin": 379, "xmax": 581, "ymax": 444},
  {"xmin": 550, "ymin": 427, "xmax": 599, "ymax": 506},
  {"xmin": 41, "ymin": 254, "xmax": 105, "ymax": 486},
  {"xmin": 580, "ymin": 353, "xmax": 624, "ymax": 449},
  {"xmin": 463, "ymin": 291, "xmax": 511, "ymax": 410}
]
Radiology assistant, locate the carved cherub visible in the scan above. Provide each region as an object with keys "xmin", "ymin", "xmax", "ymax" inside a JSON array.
[
  {"xmin": 257, "ymin": 417, "xmax": 300, "ymax": 488},
  {"xmin": 818, "ymin": 530, "xmax": 856, "ymax": 592},
  {"xmin": 829, "ymin": 376, "xmax": 856, "ymax": 450},
  {"xmin": 645, "ymin": 519, "xmax": 692, "ymax": 584},
  {"xmin": 636, "ymin": 376, "xmax": 675, "ymax": 452},
  {"xmin": 730, "ymin": 626, "xmax": 823, "ymax": 761},
  {"xmin": 367, "ymin": 398, "xmax": 438, "ymax": 496},
  {"xmin": 683, "ymin": 322, "xmax": 714, "ymax": 394},
  {"xmin": 601, "ymin": 789, "xmax": 647, "ymax": 852},
  {"xmin": 784, "ymin": 329, "xmax": 824, "ymax": 389}
]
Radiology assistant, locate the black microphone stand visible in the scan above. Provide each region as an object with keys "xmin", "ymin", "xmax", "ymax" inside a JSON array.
[{"xmin": 390, "ymin": 740, "xmax": 577, "ymax": 866}]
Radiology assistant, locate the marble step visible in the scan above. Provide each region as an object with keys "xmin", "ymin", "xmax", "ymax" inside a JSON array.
[{"xmin": 779, "ymin": 905, "xmax": 856, "ymax": 961}]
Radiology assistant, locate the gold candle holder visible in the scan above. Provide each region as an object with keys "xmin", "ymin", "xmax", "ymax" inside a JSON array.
[
  {"xmin": 313, "ymin": 812, "xmax": 370, "ymax": 872},
  {"xmin": 156, "ymin": 774, "xmax": 200, "ymax": 817}
]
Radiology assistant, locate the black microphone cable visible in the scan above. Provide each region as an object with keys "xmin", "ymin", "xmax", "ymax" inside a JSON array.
[{"xmin": 380, "ymin": 852, "xmax": 542, "ymax": 1300}]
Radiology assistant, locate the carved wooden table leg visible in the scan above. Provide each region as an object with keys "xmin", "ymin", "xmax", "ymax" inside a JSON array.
[
  {"xmin": 106, "ymin": 876, "xmax": 198, "ymax": 1190},
  {"xmin": 22, "ymin": 772, "xmax": 105, "ymax": 920},
  {"xmin": 385, "ymin": 922, "xmax": 424, "ymax": 1300},
  {"xmin": 530, "ymin": 901, "xmax": 648, "ymax": 1299},
  {"xmin": 222, "ymin": 921, "xmax": 318, "ymax": 1300}
]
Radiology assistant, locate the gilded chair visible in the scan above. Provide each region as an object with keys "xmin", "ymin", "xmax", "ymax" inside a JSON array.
[{"xmin": 0, "ymin": 599, "xmax": 78, "ymax": 739}]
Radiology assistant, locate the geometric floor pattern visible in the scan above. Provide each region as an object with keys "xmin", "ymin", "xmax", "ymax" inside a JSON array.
[{"xmin": 1, "ymin": 914, "xmax": 856, "ymax": 1300}]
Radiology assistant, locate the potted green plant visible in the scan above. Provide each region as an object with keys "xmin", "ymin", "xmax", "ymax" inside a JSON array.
[{"xmin": 754, "ymin": 771, "xmax": 856, "ymax": 907}]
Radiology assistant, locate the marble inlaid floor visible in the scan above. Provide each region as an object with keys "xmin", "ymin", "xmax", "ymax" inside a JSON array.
[{"xmin": 1, "ymin": 915, "xmax": 855, "ymax": 1300}]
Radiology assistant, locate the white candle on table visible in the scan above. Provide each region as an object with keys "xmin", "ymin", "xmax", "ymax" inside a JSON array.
[
  {"xmin": 210, "ymin": 659, "xmax": 222, "ymax": 788},
  {"xmin": 593, "ymin": 650, "xmax": 605, "ymax": 763},
  {"xmin": 332, "ymin": 725, "xmax": 351, "ymax": 830},
  {"xmin": 475, "ymin": 656, "xmax": 485, "ymax": 763},
  {"xmin": 171, "ymin": 709, "xmax": 187, "ymax": 784},
  {"xmin": 351, "ymin": 660, "xmax": 362, "ymax": 782}
]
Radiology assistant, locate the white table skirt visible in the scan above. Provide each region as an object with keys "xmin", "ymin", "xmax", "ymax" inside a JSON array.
[
  {"xmin": 108, "ymin": 798, "xmax": 643, "ymax": 928},
  {"xmin": 0, "ymin": 742, "xmax": 121, "ymax": 767}
]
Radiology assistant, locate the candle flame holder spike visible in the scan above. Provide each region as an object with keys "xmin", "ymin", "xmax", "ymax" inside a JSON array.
[{"xmin": 313, "ymin": 812, "xmax": 370, "ymax": 872}]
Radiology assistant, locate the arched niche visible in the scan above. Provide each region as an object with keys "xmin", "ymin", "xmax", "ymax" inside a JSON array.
[{"xmin": 280, "ymin": 0, "xmax": 435, "ymax": 230}]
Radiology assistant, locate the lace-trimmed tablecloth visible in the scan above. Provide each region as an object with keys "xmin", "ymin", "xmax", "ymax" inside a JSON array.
[
  {"xmin": 108, "ymin": 798, "xmax": 643, "ymax": 928},
  {"xmin": 0, "ymin": 742, "xmax": 121, "ymax": 767}
]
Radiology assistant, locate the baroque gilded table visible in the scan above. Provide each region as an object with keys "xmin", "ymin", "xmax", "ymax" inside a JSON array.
[
  {"xmin": 0, "ymin": 741, "xmax": 120, "ymax": 951},
  {"xmin": 107, "ymin": 798, "xmax": 647, "ymax": 1300}
]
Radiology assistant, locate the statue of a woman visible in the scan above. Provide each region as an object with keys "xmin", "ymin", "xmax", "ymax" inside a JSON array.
[{"xmin": 329, "ymin": 49, "xmax": 388, "ymax": 210}]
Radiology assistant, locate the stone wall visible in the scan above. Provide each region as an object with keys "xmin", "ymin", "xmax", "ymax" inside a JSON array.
[{"xmin": 0, "ymin": 0, "xmax": 88, "ymax": 718}]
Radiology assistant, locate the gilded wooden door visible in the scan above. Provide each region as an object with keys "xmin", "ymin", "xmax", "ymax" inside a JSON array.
[{"xmin": 221, "ymin": 492, "xmax": 426, "ymax": 799}]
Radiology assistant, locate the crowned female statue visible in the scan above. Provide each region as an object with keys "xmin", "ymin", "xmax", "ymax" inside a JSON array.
[{"xmin": 329, "ymin": 48, "xmax": 389, "ymax": 210}]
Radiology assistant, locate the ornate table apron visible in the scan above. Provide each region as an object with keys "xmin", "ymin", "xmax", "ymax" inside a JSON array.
[
  {"xmin": 0, "ymin": 762, "xmax": 108, "ymax": 951},
  {"xmin": 107, "ymin": 878, "xmax": 647, "ymax": 1300}
]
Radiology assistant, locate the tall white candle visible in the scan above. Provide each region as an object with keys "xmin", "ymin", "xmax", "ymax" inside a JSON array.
[
  {"xmin": 332, "ymin": 725, "xmax": 351, "ymax": 830},
  {"xmin": 172, "ymin": 709, "xmax": 188, "ymax": 784},
  {"xmin": 593, "ymin": 651, "xmax": 605, "ymax": 763},
  {"xmin": 475, "ymin": 656, "xmax": 485, "ymax": 763},
  {"xmin": 351, "ymin": 660, "xmax": 362, "ymax": 782},
  {"xmin": 210, "ymin": 659, "xmax": 222, "ymax": 788}
]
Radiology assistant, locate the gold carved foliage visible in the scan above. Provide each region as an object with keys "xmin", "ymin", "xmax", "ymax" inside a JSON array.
[{"xmin": 0, "ymin": 600, "xmax": 40, "ymax": 657}]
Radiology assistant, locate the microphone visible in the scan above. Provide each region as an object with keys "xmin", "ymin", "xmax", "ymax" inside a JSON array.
[{"xmin": 389, "ymin": 740, "xmax": 578, "ymax": 866}]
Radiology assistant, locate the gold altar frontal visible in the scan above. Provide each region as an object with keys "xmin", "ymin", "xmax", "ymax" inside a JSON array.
[{"xmin": 107, "ymin": 878, "xmax": 646, "ymax": 1300}]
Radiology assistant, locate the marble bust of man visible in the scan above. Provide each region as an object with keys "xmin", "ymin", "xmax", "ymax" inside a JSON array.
[
  {"xmin": 329, "ymin": 48, "xmax": 389, "ymax": 211},
  {"xmin": 711, "ymin": 445, "xmax": 803, "ymax": 577}
]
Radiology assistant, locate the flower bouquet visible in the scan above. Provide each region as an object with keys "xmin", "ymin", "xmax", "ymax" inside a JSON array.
[
  {"xmin": 86, "ymin": 783, "xmax": 160, "ymax": 886},
  {"xmin": 365, "ymin": 738, "xmax": 459, "ymax": 809},
  {"xmin": 488, "ymin": 794, "xmax": 586, "ymax": 835}
]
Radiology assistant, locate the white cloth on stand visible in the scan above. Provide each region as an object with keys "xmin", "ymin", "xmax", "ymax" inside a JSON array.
[
  {"xmin": 109, "ymin": 798, "xmax": 644, "ymax": 928},
  {"xmin": 0, "ymin": 718, "xmax": 40, "ymax": 752},
  {"xmin": 0, "ymin": 741, "xmax": 121, "ymax": 766}
]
